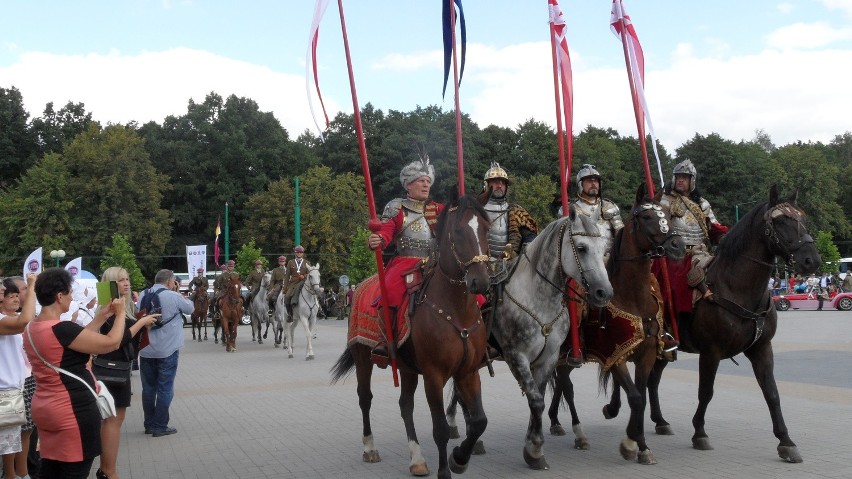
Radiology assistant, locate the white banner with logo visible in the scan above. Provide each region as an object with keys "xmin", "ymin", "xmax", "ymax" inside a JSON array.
[
  {"xmin": 23, "ymin": 247, "xmax": 43, "ymax": 281},
  {"xmin": 64, "ymin": 256, "xmax": 83, "ymax": 279},
  {"xmin": 186, "ymin": 245, "xmax": 207, "ymax": 277}
]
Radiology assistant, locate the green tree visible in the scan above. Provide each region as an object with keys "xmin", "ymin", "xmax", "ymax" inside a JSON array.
[
  {"xmin": 100, "ymin": 233, "xmax": 146, "ymax": 290},
  {"xmin": 0, "ymin": 86, "xmax": 37, "ymax": 187},
  {"xmin": 815, "ymin": 231, "xmax": 841, "ymax": 274},
  {"xmin": 347, "ymin": 227, "xmax": 377, "ymax": 285},
  {"xmin": 233, "ymin": 239, "xmax": 266, "ymax": 278},
  {"xmin": 30, "ymin": 101, "xmax": 94, "ymax": 156},
  {"xmin": 511, "ymin": 174, "xmax": 558, "ymax": 226}
]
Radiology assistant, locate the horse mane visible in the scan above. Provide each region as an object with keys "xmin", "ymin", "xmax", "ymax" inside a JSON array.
[
  {"xmin": 434, "ymin": 194, "xmax": 488, "ymax": 241},
  {"xmin": 714, "ymin": 200, "xmax": 769, "ymax": 263},
  {"xmin": 608, "ymin": 227, "xmax": 626, "ymax": 276}
]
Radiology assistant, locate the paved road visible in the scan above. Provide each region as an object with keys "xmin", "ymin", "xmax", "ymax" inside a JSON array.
[{"xmin": 102, "ymin": 310, "xmax": 851, "ymax": 478}]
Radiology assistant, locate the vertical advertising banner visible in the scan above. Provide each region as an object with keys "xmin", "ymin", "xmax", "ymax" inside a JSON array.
[
  {"xmin": 23, "ymin": 247, "xmax": 43, "ymax": 281},
  {"xmin": 186, "ymin": 245, "xmax": 207, "ymax": 278}
]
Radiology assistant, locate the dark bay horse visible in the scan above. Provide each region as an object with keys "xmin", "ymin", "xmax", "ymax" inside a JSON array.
[
  {"xmin": 606, "ymin": 186, "xmax": 819, "ymax": 463},
  {"xmin": 331, "ymin": 195, "xmax": 491, "ymax": 479},
  {"xmin": 190, "ymin": 289, "xmax": 209, "ymax": 342},
  {"xmin": 546, "ymin": 183, "xmax": 685, "ymax": 464},
  {"xmin": 220, "ymin": 275, "xmax": 244, "ymax": 353}
]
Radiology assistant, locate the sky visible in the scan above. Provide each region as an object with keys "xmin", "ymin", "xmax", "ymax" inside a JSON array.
[{"xmin": 2, "ymin": 0, "xmax": 851, "ymax": 153}]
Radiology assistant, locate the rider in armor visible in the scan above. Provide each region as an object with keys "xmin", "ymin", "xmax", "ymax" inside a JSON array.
[
  {"xmin": 654, "ymin": 159, "xmax": 729, "ymax": 350},
  {"xmin": 267, "ymin": 256, "xmax": 287, "ymax": 309},
  {"xmin": 283, "ymin": 246, "xmax": 311, "ymax": 318},
  {"xmin": 570, "ymin": 164, "xmax": 624, "ymax": 262},
  {"xmin": 368, "ymin": 155, "xmax": 445, "ymax": 358}
]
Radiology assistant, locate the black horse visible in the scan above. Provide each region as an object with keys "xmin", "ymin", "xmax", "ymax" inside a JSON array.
[{"xmin": 602, "ymin": 185, "xmax": 819, "ymax": 464}]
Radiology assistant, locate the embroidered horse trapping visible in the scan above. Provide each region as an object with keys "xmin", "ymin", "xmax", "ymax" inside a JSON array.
[{"xmin": 347, "ymin": 274, "xmax": 411, "ymax": 349}]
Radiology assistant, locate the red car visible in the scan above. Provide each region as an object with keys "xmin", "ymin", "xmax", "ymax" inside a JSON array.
[{"xmin": 774, "ymin": 291, "xmax": 852, "ymax": 311}]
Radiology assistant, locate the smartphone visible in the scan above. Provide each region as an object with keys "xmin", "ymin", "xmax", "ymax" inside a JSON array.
[{"xmin": 96, "ymin": 281, "xmax": 120, "ymax": 305}]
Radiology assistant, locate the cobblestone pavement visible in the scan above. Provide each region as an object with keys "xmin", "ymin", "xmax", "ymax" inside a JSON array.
[{"xmin": 99, "ymin": 310, "xmax": 851, "ymax": 478}]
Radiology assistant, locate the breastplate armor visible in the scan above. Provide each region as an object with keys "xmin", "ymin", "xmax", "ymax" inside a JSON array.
[
  {"xmin": 572, "ymin": 198, "xmax": 616, "ymax": 253},
  {"xmin": 484, "ymin": 199, "xmax": 509, "ymax": 258},
  {"xmin": 396, "ymin": 198, "xmax": 435, "ymax": 257},
  {"xmin": 661, "ymin": 194, "xmax": 706, "ymax": 247}
]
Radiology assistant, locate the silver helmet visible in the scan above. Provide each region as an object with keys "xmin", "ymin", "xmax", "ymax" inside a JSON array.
[
  {"xmin": 576, "ymin": 164, "xmax": 602, "ymax": 191},
  {"xmin": 671, "ymin": 159, "xmax": 697, "ymax": 192}
]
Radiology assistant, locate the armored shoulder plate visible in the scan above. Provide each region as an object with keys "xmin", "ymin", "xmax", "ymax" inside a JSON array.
[
  {"xmin": 401, "ymin": 198, "xmax": 426, "ymax": 214},
  {"xmin": 600, "ymin": 198, "xmax": 621, "ymax": 220},
  {"xmin": 699, "ymin": 197, "xmax": 719, "ymax": 224},
  {"xmin": 381, "ymin": 198, "xmax": 403, "ymax": 221}
]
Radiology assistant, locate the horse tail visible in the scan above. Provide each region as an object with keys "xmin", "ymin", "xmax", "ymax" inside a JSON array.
[
  {"xmin": 597, "ymin": 365, "xmax": 612, "ymax": 396},
  {"xmin": 329, "ymin": 347, "xmax": 355, "ymax": 385}
]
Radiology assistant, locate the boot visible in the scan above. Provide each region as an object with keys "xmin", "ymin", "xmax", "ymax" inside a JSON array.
[{"xmin": 286, "ymin": 303, "xmax": 294, "ymax": 321}]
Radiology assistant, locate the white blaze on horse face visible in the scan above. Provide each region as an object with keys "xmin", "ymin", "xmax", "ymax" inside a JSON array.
[{"xmin": 466, "ymin": 215, "xmax": 486, "ymax": 257}]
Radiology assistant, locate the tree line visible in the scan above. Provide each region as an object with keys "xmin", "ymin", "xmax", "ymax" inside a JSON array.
[{"xmin": 2, "ymin": 85, "xmax": 851, "ymax": 286}]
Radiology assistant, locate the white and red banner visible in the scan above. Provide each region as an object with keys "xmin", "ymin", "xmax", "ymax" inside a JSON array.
[
  {"xmin": 64, "ymin": 256, "xmax": 82, "ymax": 278},
  {"xmin": 307, "ymin": 0, "xmax": 332, "ymax": 138},
  {"xmin": 549, "ymin": 0, "xmax": 573, "ymax": 186},
  {"xmin": 610, "ymin": 0, "xmax": 664, "ymax": 188},
  {"xmin": 187, "ymin": 245, "xmax": 207, "ymax": 279}
]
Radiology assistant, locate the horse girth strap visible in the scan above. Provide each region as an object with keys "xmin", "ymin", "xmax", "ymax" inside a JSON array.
[{"xmin": 706, "ymin": 292, "xmax": 771, "ymax": 349}]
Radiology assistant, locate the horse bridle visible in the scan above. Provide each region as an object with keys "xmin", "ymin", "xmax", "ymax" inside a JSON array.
[
  {"xmin": 762, "ymin": 202, "xmax": 813, "ymax": 266},
  {"xmin": 440, "ymin": 206, "xmax": 490, "ymax": 286},
  {"xmin": 557, "ymin": 216, "xmax": 599, "ymax": 294},
  {"xmin": 623, "ymin": 202, "xmax": 676, "ymax": 260}
]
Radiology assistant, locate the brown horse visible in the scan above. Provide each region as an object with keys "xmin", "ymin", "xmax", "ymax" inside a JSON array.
[
  {"xmin": 546, "ymin": 183, "xmax": 685, "ymax": 464},
  {"xmin": 331, "ymin": 195, "xmax": 491, "ymax": 479},
  {"xmin": 190, "ymin": 290, "xmax": 209, "ymax": 342},
  {"xmin": 220, "ymin": 275, "xmax": 243, "ymax": 353},
  {"xmin": 601, "ymin": 186, "xmax": 820, "ymax": 464}
]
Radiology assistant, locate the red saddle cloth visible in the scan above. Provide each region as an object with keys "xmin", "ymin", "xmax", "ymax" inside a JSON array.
[
  {"xmin": 580, "ymin": 286, "xmax": 664, "ymax": 372},
  {"xmin": 347, "ymin": 274, "xmax": 411, "ymax": 349}
]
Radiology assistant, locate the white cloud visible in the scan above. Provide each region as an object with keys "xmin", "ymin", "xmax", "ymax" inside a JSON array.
[
  {"xmin": 765, "ymin": 22, "xmax": 852, "ymax": 49},
  {"xmin": 821, "ymin": 0, "xmax": 852, "ymax": 16},
  {"xmin": 777, "ymin": 2, "xmax": 795, "ymax": 14}
]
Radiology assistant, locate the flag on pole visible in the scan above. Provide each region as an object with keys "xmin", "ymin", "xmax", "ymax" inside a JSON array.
[
  {"xmin": 549, "ymin": 0, "xmax": 573, "ymax": 185},
  {"xmin": 442, "ymin": 0, "xmax": 466, "ymax": 98},
  {"xmin": 23, "ymin": 247, "xmax": 43, "ymax": 280},
  {"xmin": 214, "ymin": 218, "xmax": 222, "ymax": 267},
  {"xmin": 307, "ymin": 0, "xmax": 332, "ymax": 138},
  {"xmin": 64, "ymin": 256, "xmax": 83, "ymax": 278},
  {"xmin": 610, "ymin": 0, "xmax": 664, "ymax": 187}
]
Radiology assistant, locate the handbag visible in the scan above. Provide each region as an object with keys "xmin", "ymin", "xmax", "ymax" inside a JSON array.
[
  {"xmin": 92, "ymin": 357, "xmax": 131, "ymax": 386},
  {"xmin": 26, "ymin": 324, "xmax": 117, "ymax": 420},
  {"xmin": 0, "ymin": 386, "xmax": 26, "ymax": 428}
]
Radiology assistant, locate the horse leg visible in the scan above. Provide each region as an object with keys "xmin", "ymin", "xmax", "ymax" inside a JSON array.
[
  {"xmin": 448, "ymin": 372, "xmax": 487, "ymax": 476},
  {"xmin": 352, "ymin": 345, "xmax": 381, "ymax": 464},
  {"xmin": 222, "ymin": 317, "xmax": 231, "ymax": 352},
  {"xmin": 303, "ymin": 312, "xmax": 315, "ymax": 360},
  {"xmin": 286, "ymin": 318, "xmax": 295, "ymax": 359},
  {"xmin": 504, "ymin": 353, "xmax": 549, "ymax": 470},
  {"xmin": 648, "ymin": 358, "xmax": 673, "ymax": 435},
  {"xmin": 191, "ymin": 314, "xmax": 197, "ymax": 341},
  {"xmin": 610, "ymin": 362, "xmax": 655, "ymax": 464},
  {"xmin": 548, "ymin": 364, "xmax": 589, "ymax": 449},
  {"xmin": 445, "ymin": 387, "xmax": 460, "ymax": 439},
  {"xmin": 743, "ymin": 342, "xmax": 802, "ymax": 463},
  {"xmin": 399, "ymin": 370, "xmax": 429, "ymax": 476},
  {"xmin": 692, "ymin": 352, "xmax": 721, "ymax": 451},
  {"xmin": 203, "ymin": 306, "xmax": 208, "ymax": 341},
  {"xmin": 422, "ymin": 371, "xmax": 453, "ymax": 479},
  {"xmin": 603, "ymin": 380, "xmax": 623, "ymax": 420}
]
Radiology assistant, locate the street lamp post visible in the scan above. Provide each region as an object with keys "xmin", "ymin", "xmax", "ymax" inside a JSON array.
[
  {"xmin": 49, "ymin": 249, "xmax": 66, "ymax": 267},
  {"xmin": 735, "ymin": 200, "xmax": 759, "ymax": 223}
]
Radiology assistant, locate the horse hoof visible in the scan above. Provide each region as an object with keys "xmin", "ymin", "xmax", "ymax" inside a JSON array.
[
  {"xmin": 409, "ymin": 462, "xmax": 429, "ymax": 476},
  {"xmin": 655, "ymin": 424, "xmax": 674, "ymax": 435},
  {"xmin": 258, "ymin": 339, "xmax": 263, "ymax": 345},
  {"xmin": 252, "ymin": 338, "xmax": 256, "ymax": 342},
  {"xmin": 362, "ymin": 451, "xmax": 381, "ymax": 463},
  {"xmin": 574, "ymin": 437, "xmax": 590, "ymax": 450},
  {"xmin": 288, "ymin": 354, "xmax": 294, "ymax": 359},
  {"xmin": 306, "ymin": 355, "xmax": 314, "ymax": 361},
  {"xmin": 777, "ymin": 445, "xmax": 803, "ymax": 463},
  {"xmin": 602, "ymin": 404, "xmax": 617, "ymax": 420},
  {"xmin": 638, "ymin": 449, "xmax": 657, "ymax": 465},
  {"xmin": 472, "ymin": 440, "xmax": 486, "ymax": 455},
  {"xmin": 449, "ymin": 447, "xmax": 469, "ymax": 474},
  {"xmin": 448, "ymin": 425, "xmax": 460, "ymax": 439},
  {"xmin": 274, "ymin": 344, "xmax": 280, "ymax": 348},
  {"xmin": 692, "ymin": 437, "xmax": 714, "ymax": 451},
  {"xmin": 620, "ymin": 439, "xmax": 638, "ymax": 461},
  {"xmin": 522, "ymin": 447, "xmax": 549, "ymax": 470},
  {"xmin": 549, "ymin": 425, "xmax": 566, "ymax": 436},
  {"xmin": 214, "ymin": 339, "xmax": 219, "ymax": 344}
]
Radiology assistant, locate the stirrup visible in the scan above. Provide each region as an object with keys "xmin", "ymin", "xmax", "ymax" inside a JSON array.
[
  {"xmin": 661, "ymin": 332, "xmax": 679, "ymax": 353},
  {"xmin": 371, "ymin": 345, "xmax": 390, "ymax": 369}
]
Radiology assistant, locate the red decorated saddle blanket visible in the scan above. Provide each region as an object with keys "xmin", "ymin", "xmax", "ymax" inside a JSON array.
[{"xmin": 347, "ymin": 274, "xmax": 411, "ymax": 349}]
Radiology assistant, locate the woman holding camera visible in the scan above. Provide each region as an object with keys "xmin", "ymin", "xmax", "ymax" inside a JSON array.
[{"xmin": 95, "ymin": 267, "xmax": 159, "ymax": 479}]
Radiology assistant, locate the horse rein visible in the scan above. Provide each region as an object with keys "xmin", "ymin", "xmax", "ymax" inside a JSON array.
[
  {"xmin": 438, "ymin": 205, "xmax": 490, "ymax": 286},
  {"xmin": 763, "ymin": 202, "xmax": 813, "ymax": 265},
  {"xmin": 619, "ymin": 202, "xmax": 674, "ymax": 260}
]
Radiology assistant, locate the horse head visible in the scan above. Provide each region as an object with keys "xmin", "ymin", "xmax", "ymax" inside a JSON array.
[
  {"xmin": 630, "ymin": 182, "xmax": 685, "ymax": 260},
  {"xmin": 765, "ymin": 185, "xmax": 821, "ymax": 274},
  {"xmin": 435, "ymin": 195, "xmax": 491, "ymax": 294},
  {"xmin": 306, "ymin": 264, "xmax": 322, "ymax": 296},
  {"xmin": 564, "ymin": 203, "xmax": 613, "ymax": 308}
]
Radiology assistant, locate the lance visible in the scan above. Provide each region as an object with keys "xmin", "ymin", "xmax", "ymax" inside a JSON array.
[
  {"xmin": 337, "ymin": 0, "xmax": 400, "ymax": 386},
  {"xmin": 614, "ymin": 0, "xmax": 679, "ymax": 340},
  {"xmin": 448, "ymin": 0, "xmax": 466, "ymax": 194},
  {"xmin": 548, "ymin": 5, "xmax": 582, "ymax": 364}
]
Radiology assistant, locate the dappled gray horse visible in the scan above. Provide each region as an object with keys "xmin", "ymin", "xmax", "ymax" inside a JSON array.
[
  {"xmin": 249, "ymin": 272, "xmax": 271, "ymax": 344},
  {"xmin": 283, "ymin": 263, "xmax": 321, "ymax": 360},
  {"xmin": 489, "ymin": 204, "xmax": 612, "ymax": 470}
]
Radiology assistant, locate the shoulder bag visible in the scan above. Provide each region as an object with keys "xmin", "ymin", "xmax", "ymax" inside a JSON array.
[
  {"xmin": 0, "ymin": 385, "xmax": 26, "ymax": 428},
  {"xmin": 25, "ymin": 324, "xmax": 116, "ymax": 419}
]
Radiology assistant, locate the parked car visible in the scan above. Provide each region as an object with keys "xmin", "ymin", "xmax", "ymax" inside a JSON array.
[{"xmin": 774, "ymin": 291, "xmax": 852, "ymax": 311}]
